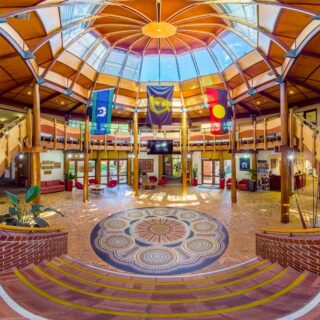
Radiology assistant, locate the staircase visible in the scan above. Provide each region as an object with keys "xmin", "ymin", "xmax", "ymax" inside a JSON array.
[{"xmin": 0, "ymin": 255, "xmax": 319, "ymax": 319}]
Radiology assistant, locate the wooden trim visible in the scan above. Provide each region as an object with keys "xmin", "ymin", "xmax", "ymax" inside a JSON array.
[
  {"xmin": 258, "ymin": 228, "xmax": 320, "ymax": 234},
  {"xmin": 0, "ymin": 225, "xmax": 63, "ymax": 233}
]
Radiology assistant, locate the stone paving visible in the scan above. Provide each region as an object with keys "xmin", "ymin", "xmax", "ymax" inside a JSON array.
[{"xmin": 0, "ymin": 185, "xmax": 302, "ymax": 273}]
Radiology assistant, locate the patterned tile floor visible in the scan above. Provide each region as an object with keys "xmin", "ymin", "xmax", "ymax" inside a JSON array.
[{"xmin": 0, "ymin": 185, "xmax": 303, "ymax": 273}]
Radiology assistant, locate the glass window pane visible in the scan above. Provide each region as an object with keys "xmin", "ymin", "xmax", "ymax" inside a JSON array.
[
  {"xmin": 87, "ymin": 43, "xmax": 109, "ymax": 70},
  {"xmin": 119, "ymin": 160, "xmax": 127, "ymax": 175},
  {"xmin": 220, "ymin": 32, "xmax": 253, "ymax": 59},
  {"xmin": 89, "ymin": 160, "xmax": 95, "ymax": 177},
  {"xmin": 193, "ymin": 49, "xmax": 218, "ymax": 75},
  {"xmin": 160, "ymin": 55, "xmax": 179, "ymax": 81},
  {"xmin": 109, "ymin": 160, "xmax": 118, "ymax": 176},
  {"xmin": 101, "ymin": 49, "xmax": 127, "ymax": 77},
  {"xmin": 69, "ymin": 33, "xmax": 97, "ymax": 58},
  {"xmin": 140, "ymin": 55, "xmax": 160, "ymax": 82},
  {"xmin": 177, "ymin": 52, "xmax": 197, "ymax": 81},
  {"xmin": 210, "ymin": 42, "xmax": 232, "ymax": 70},
  {"xmin": 123, "ymin": 53, "xmax": 141, "ymax": 80}
]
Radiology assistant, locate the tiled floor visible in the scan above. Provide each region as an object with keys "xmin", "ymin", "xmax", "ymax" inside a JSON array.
[{"xmin": 0, "ymin": 184, "xmax": 304, "ymax": 272}]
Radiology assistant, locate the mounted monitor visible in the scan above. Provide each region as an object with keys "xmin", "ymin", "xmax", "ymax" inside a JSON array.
[{"xmin": 147, "ymin": 140, "xmax": 173, "ymax": 154}]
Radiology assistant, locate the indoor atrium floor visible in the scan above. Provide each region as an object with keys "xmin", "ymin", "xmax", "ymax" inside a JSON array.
[{"xmin": 0, "ymin": 184, "xmax": 305, "ymax": 274}]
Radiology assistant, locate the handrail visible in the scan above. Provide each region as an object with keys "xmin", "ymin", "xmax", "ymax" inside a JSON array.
[
  {"xmin": 0, "ymin": 224, "xmax": 64, "ymax": 233},
  {"xmin": 293, "ymin": 113, "xmax": 320, "ymax": 134},
  {"xmin": 258, "ymin": 228, "xmax": 320, "ymax": 235},
  {"xmin": 0, "ymin": 114, "xmax": 27, "ymax": 136}
]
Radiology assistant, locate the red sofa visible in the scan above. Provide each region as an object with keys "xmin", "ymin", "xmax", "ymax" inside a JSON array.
[
  {"xmin": 226, "ymin": 178, "xmax": 238, "ymax": 190},
  {"xmin": 238, "ymin": 179, "xmax": 249, "ymax": 191},
  {"xmin": 41, "ymin": 180, "xmax": 64, "ymax": 194}
]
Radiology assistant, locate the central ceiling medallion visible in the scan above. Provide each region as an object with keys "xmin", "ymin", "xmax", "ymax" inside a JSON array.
[{"xmin": 142, "ymin": 22, "xmax": 177, "ymax": 39}]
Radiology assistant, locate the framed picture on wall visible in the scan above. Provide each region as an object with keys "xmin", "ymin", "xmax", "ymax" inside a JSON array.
[
  {"xmin": 139, "ymin": 159, "xmax": 154, "ymax": 173},
  {"xmin": 239, "ymin": 158, "xmax": 250, "ymax": 171}
]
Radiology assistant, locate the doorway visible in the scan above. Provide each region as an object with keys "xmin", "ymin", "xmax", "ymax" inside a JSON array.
[
  {"xmin": 202, "ymin": 159, "xmax": 220, "ymax": 185},
  {"xmin": 163, "ymin": 154, "xmax": 182, "ymax": 178}
]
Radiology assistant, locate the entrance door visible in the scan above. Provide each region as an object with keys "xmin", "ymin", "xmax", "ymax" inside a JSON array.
[{"xmin": 202, "ymin": 160, "xmax": 220, "ymax": 185}]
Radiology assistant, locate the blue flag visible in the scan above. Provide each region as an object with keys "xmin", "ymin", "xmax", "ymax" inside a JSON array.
[
  {"xmin": 90, "ymin": 89, "xmax": 114, "ymax": 135},
  {"xmin": 146, "ymin": 86, "xmax": 173, "ymax": 125}
]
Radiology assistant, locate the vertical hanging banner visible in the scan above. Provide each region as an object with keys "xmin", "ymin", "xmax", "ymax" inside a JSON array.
[
  {"xmin": 206, "ymin": 88, "xmax": 230, "ymax": 134},
  {"xmin": 90, "ymin": 88, "xmax": 114, "ymax": 135},
  {"xmin": 146, "ymin": 85, "xmax": 173, "ymax": 125}
]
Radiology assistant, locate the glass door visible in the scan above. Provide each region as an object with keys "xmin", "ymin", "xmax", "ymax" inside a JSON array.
[
  {"xmin": 172, "ymin": 155, "xmax": 182, "ymax": 177},
  {"xmin": 118, "ymin": 159, "xmax": 127, "ymax": 184},
  {"xmin": 202, "ymin": 160, "xmax": 220, "ymax": 185}
]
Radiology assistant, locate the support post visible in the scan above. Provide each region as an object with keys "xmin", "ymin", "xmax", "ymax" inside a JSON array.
[
  {"xmin": 264, "ymin": 118, "xmax": 267, "ymax": 150},
  {"xmin": 31, "ymin": 82, "xmax": 41, "ymax": 203},
  {"xmin": 54, "ymin": 119, "xmax": 57, "ymax": 150},
  {"xmin": 83, "ymin": 115, "xmax": 89, "ymax": 203},
  {"xmin": 231, "ymin": 116, "xmax": 237, "ymax": 203},
  {"xmin": 158, "ymin": 155, "xmax": 163, "ymax": 180},
  {"xmin": 96, "ymin": 150, "xmax": 101, "ymax": 184},
  {"xmin": 133, "ymin": 111, "xmax": 139, "ymax": 196},
  {"xmin": 26, "ymin": 108, "xmax": 32, "ymax": 149},
  {"xmin": 182, "ymin": 110, "xmax": 188, "ymax": 196},
  {"xmin": 127, "ymin": 155, "xmax": 132, "ymax": 186},
  {"xmin": 64, "ymin": 121, "xmax": 67, "ymax": 150},
  {"xmin": 280, "ymin": 81, "xmax": 290, "ymax": 223}
]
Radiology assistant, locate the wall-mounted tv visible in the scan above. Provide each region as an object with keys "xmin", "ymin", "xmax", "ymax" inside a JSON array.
[{"xmin": 147, "ymin": 140, "xmax": 173, "ymax": 154}]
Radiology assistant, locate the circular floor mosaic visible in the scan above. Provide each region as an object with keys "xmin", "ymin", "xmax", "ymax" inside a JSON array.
[{"xmin": 90, "ymin": 207, "xmax": 229, "ymax": 275}]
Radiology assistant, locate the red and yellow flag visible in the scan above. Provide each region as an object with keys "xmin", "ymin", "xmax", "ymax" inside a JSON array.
[{"xmin": 206, "ymin": 88, "xmax": 229, "ymax": 134}]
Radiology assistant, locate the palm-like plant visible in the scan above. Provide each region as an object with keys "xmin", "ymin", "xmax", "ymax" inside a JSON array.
[{"xmin": 0, "ymin": 186, "xmax": 63, "ymax": 227}]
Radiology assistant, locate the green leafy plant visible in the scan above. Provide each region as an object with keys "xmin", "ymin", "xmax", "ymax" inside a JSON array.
[
  {"xmin": 0, "ymin": 186, "xmax": 63, "ymax": 227},
  {"xmin": 247, "ymin": 169, "xmax": 257, "ymax": 181},
  {"xmin": 65, "ymin": 172, "xmax": 76, "ymax": 181},
  {"xmin": 192, "ymin": 163, "xmax": 198, "ymax": 179},
  {"xmin": 219, "ymin": 169, "xmax": 226, "ymax": 179}
]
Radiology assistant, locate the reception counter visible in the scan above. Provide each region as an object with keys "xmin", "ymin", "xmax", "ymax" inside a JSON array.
[{"xmin": 269, "ymin": 173, "xmax": 306, "ymax": 190}]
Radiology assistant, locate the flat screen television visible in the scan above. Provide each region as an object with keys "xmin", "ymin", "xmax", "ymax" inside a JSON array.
[{"xmin": 147, "ymin": 140, "xmax": 173, "ymax": 154}]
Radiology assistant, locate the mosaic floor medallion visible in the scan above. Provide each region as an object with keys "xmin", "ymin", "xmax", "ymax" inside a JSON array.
[{"xmin": 91, "ymin": 207, "xmax": 229, "ymax": 275}]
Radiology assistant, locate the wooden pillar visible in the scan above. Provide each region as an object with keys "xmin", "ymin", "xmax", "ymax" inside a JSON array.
[
  {"xmin": 158, "ymin": 155, "xmax": 163, "ymax": 179},
  {"xmin": 252, "ymin": 152, "xmax": 257, "ymax": 172},
  {"xmin": 26, "ymin": 108, "xmax": 32, "ymax": 149},
  {"xmin": 181, "ymin": 110, "xmax": 188, "ymax": 195},
  {"xmin": 127, "ymin": 155, "xmax": 132, "ymax": 186},
  {"xmin": 53, "ymin": 119, "xmax": 57, "ymax": 150},
  {"xmin": 96, "ymin": 150, "xmax": 101, "ymax": 184},
  {"xmin": 289, "ymin": 108, "xmax": 295, "ymax": 149},
  {"xmin": 219, "ymin": 152, "xmax": 224, "ymax": 175},
  {"xmin": 231, "ymin": 116, "xmax": 237, "ymax": 203},
  {"xmin": 83, "ymin": 115, "xmax": 89, "ymax": 203},
  {"xmin": 133, "ymin": 111, "xmax": 139, "ymax": 196},
  {"xmin": 31, "ymin": 83, "xmax": 41, "ymax": 203},
  {"xmin": 64, "ymin": 151, "xmax": 69, "ymax": 176},
  {"xmin": 280, "ymin": 81, "xmax": 290, "ymax": 223},
  {"xmin": 64, "ymin": 121, "xmax": 68, "ymax": 150}
]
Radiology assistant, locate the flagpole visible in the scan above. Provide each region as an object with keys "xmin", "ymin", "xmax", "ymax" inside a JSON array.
[
  {"xmin": 182, "ymin": 109, "xmax": 188, "ymax": 196},
  {"xmin": 231, "ymin": 106, "xmax": 237, "ymax": 204}
]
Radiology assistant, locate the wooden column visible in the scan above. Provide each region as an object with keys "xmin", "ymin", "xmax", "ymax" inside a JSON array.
[
  {"xmin": 26, "ymin": 108, "xmax": 32, "ymax": 149},
  {"xmin": 252, "ymin": 152, "xmax": 257, "ymax": 173},
  {"xmin": 182, "ymin": 110, "xmax": 188, "ymax": 196},
  {"xmin": 64, "ymin": 151, "xmax": 69, "ymax": 176},
  {"xmin": 127, "ymin": 155, "xmax": 132, "ymax": 186},
  {"xmin": 53, "ymin": 119, "xmax": 57, "ymax": 150},
  {"xmin": 289, "ymin": 108, "xmax": 295, "ymax": 149},
  {"xmin": 158, "ymin": 155, "xmax": 163, "ymax": 179},
  {"xmin": 133, "ymin": 111, "xmax": 139, "ymax": 196},
  {"xmin": 64, "ymin": 121, "xmax": 68, "ymax": 150},
  {"xmin": 83, "ymin": 115, "xmax": 89, "ymax": 203},
  {"xmin": 231, "ymin": 116, "xmax": 237, "ymax": 203},
  {"xmin": 280, "ymin": 81, "xmax": 290, "ymax": 223},
  {"xmin": 96, "ymin": 151, "xmax": 101, "ymax": 184},
  {"xmin": 219, "ymin": 152, "xmax": 224, "ymax": 176},
  {"xmin": 31, "ymin": 83, "xmax": 41, "ymax": 202}
]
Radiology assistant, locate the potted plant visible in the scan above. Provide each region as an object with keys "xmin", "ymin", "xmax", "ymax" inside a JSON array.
[
  {"xmin": 0, "ymin": 186, "xmax": 63, "ymax": 227},
  {"xmin": 248, "ymin": 169, "xmax": 258, "ymax": 192},
  {"xmin": 219, "ymin": 169, "xmax": 226, "ymax": 189},
  {"xmin": 65, "ymin": 171, "xmax": 75, "ymax": 191},
  {"xmin": 192, "ymin": 164, "xmax": 198, "ymax": 186}
]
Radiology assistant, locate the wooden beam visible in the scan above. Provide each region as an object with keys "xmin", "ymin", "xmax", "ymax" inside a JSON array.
[
  {"xmin": 0, "ymin": 79, "xmax": 33, "ymax": 97},
  {"xmin": 259, "ymin": 92, "xmax": 279, "ymax": 103},
  {"xmin": 40, "ymin": 92, "xmax": 61, "ymax": 105},
  {"xmin": 237, "ymin": 102, "xmax": 256, "ymax": 114},
  {"xmin": 67, "ymin": 102, "xmax": 84, "ymax": 115},
  {"xmin": 288, "ymin": 77, "xmax": 320, "ymax": 96}
]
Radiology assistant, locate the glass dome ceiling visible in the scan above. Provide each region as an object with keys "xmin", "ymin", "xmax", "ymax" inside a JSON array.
[{"xmin": 59, "ymin": 1, "xmax": 259, "ymax": 82}]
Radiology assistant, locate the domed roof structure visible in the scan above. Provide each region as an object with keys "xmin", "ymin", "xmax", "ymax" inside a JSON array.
[{"xmin": 0, "ymin": 0, "xmax": 319, "ymax": 119}]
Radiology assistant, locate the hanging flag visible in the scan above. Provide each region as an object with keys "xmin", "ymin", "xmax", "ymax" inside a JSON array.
[
  {"xmin": 90, "ymin": 88, "xmax": 114, "ymax": 135},
  {"xmin": 206, "ymin": 88, "xmax": 230, "ymax": 134},
  {"xmin": 146, "ymin": 85, "xmax": 173, "ymax": 125}
]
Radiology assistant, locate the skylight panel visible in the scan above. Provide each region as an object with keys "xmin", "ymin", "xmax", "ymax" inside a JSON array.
[
  {"xmin": 177, "ymin": 52, "xmax": 197, "ymax": 81},
  {"xmin": 68, "ymin": 33, "xmax": 98, "ymax": 59},
  {"xmin": 122, "ymin": 53, "xmax": 141, "ymax": 81},
  {"xmin": 210, "ymin": 42, "xmax": 232, "ymax": 70},
  {"xmin": 220, "ymin": 32, "xmax": 253, "ymax": 59},
  {"xmin": 140, "ymin": 55, "xmax": 160, "ymax": 82},
  {"xmin": 160, "ymin": 55, "xmax": 179, "ymax": 82},
  {"xmin": 101, "ymin": 49, "xmax": 127, "ymax": 77},
  {"xmin": 193, "ymin": 48, "xmax": 218, "ymax": 76},
  {"xmin": 87, "ymin": 43, "xmax": 109, "ymax": 70}
]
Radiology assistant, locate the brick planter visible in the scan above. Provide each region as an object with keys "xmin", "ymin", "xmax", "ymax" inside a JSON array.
[
  {"xmin": 0, "ymin": 229, "xmax": 68, "ymax": 272},
  {"xmin": 256, "ymin": 231, "xmax": 320, "ymax": 275}
]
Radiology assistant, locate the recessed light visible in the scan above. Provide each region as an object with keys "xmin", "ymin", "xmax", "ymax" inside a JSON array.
[
  {"xmin": 257, "ymin": 101, "xmax": 261, "ymax": 105},
  {"xmin": 27, "ymin": 91, "xmax": 31, "ymax": 95},
  {"xmin": 289, "ymin": 90, "xmax": 294, "ymax": 95},
  {"xmin": 61, "ymin": 101, "xmax": 65, "ymax": 105}
]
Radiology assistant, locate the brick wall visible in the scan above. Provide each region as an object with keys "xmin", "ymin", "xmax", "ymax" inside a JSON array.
[
  {"xmin": 0, "ymin": 230, "xmax": 68, "ymax": 272},
  {"xmin": 256, "ymin": 232, "xmax": 320, "ymax": 275}
]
